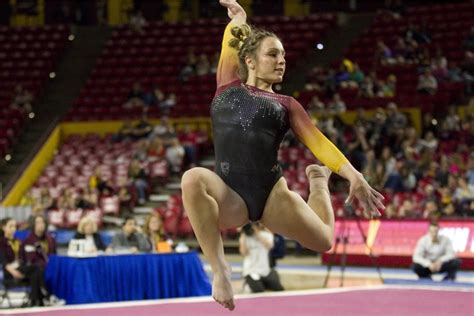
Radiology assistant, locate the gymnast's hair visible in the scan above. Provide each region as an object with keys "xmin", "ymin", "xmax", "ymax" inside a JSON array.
[{"xmin": 228, "ymin": 24, "xmax": 280, "ymax": 81}]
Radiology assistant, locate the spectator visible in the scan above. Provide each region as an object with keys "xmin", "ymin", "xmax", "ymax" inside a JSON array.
[
  {"xmin": 107, "ymin": 216, "xmax": 149, "ymax": 253},
  {"xmin": 11, "ymin": 84, "xmax": 33, "ymax": 113},
  {"xmin": 117, "ymin": 177, "xmax": 133, "ymax": 214},
  {"xmin": 113, "ymin": 120, "xmax": 135, "ymax": 142},
  {"xmin": 376, "ymin": 40, "xmax": 394, "ymax": 65},
  {"xmin": 142, "ymin": 213, "xmax": 172, "ymax": 253},
  {"xmin": 123, "ymin": 82, "xmax": 146, "ymax": 109},
  {"xmin": 210, "ymin": 52, "xmax": 220, "ymax": 74},
  {"xmin": 348, "ymin": 63, "xmax": 365, "ymax": 87},
  {"xmin": 417, "ymin": 68, "xmax": 438, "ymax": 95},
  {"xmin": 76, "ymin": 187, "xmax": 98, "ymax": 209},
  {"xmin": 165, "ymin": 137, "xmax": 185, "ymax": 174},
  {"xmin": 307, "ymin": 95, "xmax": 325, "ymax": 115},
  {"xmin": 159, "ymin": 93, "xmax": 177, "ymax": 115},
  {"xmin": 327, "ymin": 93, "xmax": 346, "ymax": 114},
  {"xmin": 453, "ymin": 177, "xmax": 474, "ymax": 216},
  {"xmin": 239, "ymin": 223, "xmax": 284, "ymax": 293},
  {"xmin": 0, "ymin": 218, "xmax": 48, "ymax": 306},
  {"xmin": 132, "ymin": 114, "xmax": 153, "ymax": 139},
  {"xmin": 71, "ymin": 216, "xmax": 105, "ymax": 253},
  {"xmin": 418, "ymin": 131, "xmax": 438, "ymax": 152},
  {"xmin": 20, "ymin": 215, "xmax": 57, "ymax": 269},
  {"xmin": 128, "ymin": 159, "xmax": 149, "ymax": 205},
  {"xmin": 196, "ymin": 53, "xmax": 210, "ymax": 76},
  {"xmin": 129, "ymin": 9, "xmax": 147, "ymax": 33},
  {"xmin": 57, "ymin": 188, "xmax": 76, "ymax": 210},
  {"xmin": 145, "ymin": 85, "xmax": 165, "ymax": 107},
  {"xmin": 412, "ymin": 222, "xmax": 461, "ymax": 281},
  {"xmin": 178, "ymin": 48, "xmax": 197, "ymax": 81}
]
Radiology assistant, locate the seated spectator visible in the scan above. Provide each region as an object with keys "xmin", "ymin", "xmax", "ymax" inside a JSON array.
[
  {"xmin": 165, "ymin": 137, "xmax": 185, "ymax": 174},
  {"xmin": 210, "ymin": 52, "xmax": 219, "ymax": 74},
  {"xmin": 123, "ymin": 82, "xmax": 146, "ymax": 109},
  {"xmin": 195, "ymin": 53, "xmax": 210, "ymax": 76},
  {"xmin": 393, "ymin": 36, "xmax": 408, "ymax": 64},
  {"xmin": 417, "ymin": 68, "xmax": 438, "ymax": 95},
  {"xmin": 307, "ymin": 95, "xmax": 325, "ymax": 115},
  {"xmin": 380, "ymin": 74, "xmax": 397, "ymax": 97},
  {"xmin": 11, "ymin": 84, "xmax": 33, "ymax": 113},
  {"xmin": 348, "ymin": 63, "xmax": 365, "ymax": 88},
  {"xmin": 376, "ymin": 40, "xmax": 394, "ymax": 65},
  {"xmin": 359, "ymin": 76, "xmax": 375, "ymax": 98},
  {"xmin": 159, "ymin": 93, "xmax": 176, "ymax": 115},
  {"xmin": 107, "ymin": 216, "xmax": 149, "ymax": 253},
  {"xmin": 422, "ymin": 200, "xmax": 440, "ymax": 220},
  {"xmin": 412, "ymin": 222, "xmax": 461, "ymax": 281},
  {"xmin": 239, "ymin": 223, "xmax": 284, "ymax": 293},
  {"xmin": 418, "ymin": 131, "xmax": 438, "ymax": 152},
  {"xmin": 453, "ymin": 177, "xmax": 474, "ymax": 216},
  {"xmin": 1, "ymin": 218, "xmax": 49, "ymax": 306},
  {"xmin": 117, "ymin": 177, "xmax": 133, "ymax": 214},
  {"xmin": 145, "ymin": 85, "xmax": 165, "ymax": 107},
  {"xmin": 38, "ymin": 188, "xmax": 54, "ymax": 211},
  {"xmin": 147, "ymin": 137, "xmax": 166, "ymax": 160},
  {"xmin": 113, "ymin": 120, "xmax": 134, "ymax": 142},
  {"xmin": 405, "ymin": 23, "xmax": 431, "ymax": 45},
  {"xmin": 327, "ymin": 93, "xmax": 346, "ymax": 114},
  {"xmin": 76, "ymin": 187, "xmax": 98, "ymax": 209},
  {"xmin": 20, "ymin": 215, "xmax": 57, "ymax": 269},
  {"xmin": 129, "ymin": 9, "xmax": 147, "ymax": 33},
  {"xmin": 142, "ymin": 213, "xmax": 172, "ymax": 253},
  {"xmin": 128, "ymin": 159, "xmax": 149, "ymax": 205},
  {"xmin": 57, "ymin": 188, "xmax": 76, "ymax": 210},
  {"xmin": 71, "ymin": 216, "xmax": 106, "ymax": 253},
  {"xmin": 132, "ymin": 114, "xmax": 153, "ymax": 139},
  {"xmin": 398, "ymin": 198, "xmax": 418, "ymax": 218},
  {"xmin": 178, "ymin": 48, "xmax": 197, "ymax": 82}
]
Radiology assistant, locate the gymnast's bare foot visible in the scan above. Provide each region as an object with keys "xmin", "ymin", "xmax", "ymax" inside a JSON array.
[
  {"xmin": 305, "ymin": 164, "xmax": 331, "ymax": 190},
  {"xmin": 212, "ymin": 264, "xmax": 235, "ymax": 311}
]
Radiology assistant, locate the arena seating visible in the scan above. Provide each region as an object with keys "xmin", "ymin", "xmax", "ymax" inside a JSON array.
[
  {"xmin": 345, "ymin": 2, "xmax": 472, "ymax": 110},
  {"xmin": 0, "ymin": 24, "xmax": 70, "ymax": 157},
  {"xmin": 65, "ymin": 14, "xmax": 337, "ymax": 121}
]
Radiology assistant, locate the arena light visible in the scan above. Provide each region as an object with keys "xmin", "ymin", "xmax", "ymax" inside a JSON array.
[
  {"xmin": 29, "ymin": 112, "xmax": 35, "ymax": 119},
  {"xmin": 316, "ymin": 43, "xmax": 324, "ymax": 50},
  {"xmin": 68, "ymin": 34, "xmax": 75, "ymax": 41},
  {"xmin": 275, "ymin": 84, "xmax": 282, "ymax": 91},
  {"xmin": 49, "ymin": 72, "xmax": 56, "ymax": 79},
  {"xmin": 5, "ymin": 154, "xmax": 11, "ymax": 161},
  {"xmin": 431, "ymin": 119, "xmax": 438, "ymax": 125}
]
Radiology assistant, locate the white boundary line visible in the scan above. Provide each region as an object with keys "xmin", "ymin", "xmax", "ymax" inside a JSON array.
[{"xmin": 1, "ymin": 285, "xmax": 472, "ymax": 314}]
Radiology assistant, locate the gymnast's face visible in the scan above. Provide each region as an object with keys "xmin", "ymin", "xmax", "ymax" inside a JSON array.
[{"xmin": 248, "ymin": 37, "xmax": 286, "ymax": 84}]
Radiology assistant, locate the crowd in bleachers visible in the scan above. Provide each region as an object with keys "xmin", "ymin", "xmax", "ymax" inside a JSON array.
[
  {"xmin": 18, "ymin": 118, "xmax": 208, "ymax": 231},
  {"xmin": 281, "ymin": 98, "xmax": 474, "ymax": 220},
  {"xmin": 300, "ymin": 2, "xmax": 473, "ymax": 113}
]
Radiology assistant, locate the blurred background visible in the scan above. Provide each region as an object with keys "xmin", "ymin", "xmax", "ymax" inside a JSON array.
[{"xmin": 0, "ymin": 0, "xmax": 472, "ymax": 309}]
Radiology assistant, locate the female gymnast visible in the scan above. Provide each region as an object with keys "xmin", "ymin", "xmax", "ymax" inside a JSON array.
[{"xmin": 181, "ymin": 0, "xmax": 385, "ymax": 311}]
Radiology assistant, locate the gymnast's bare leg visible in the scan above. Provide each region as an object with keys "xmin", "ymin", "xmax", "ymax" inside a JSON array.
[
  {"xmin": 181, "ymin": 167, "xmax": 248, "ymax": 311},
  {"xmin": 261, "ymin": 165, "xmax": 335, "ymax": 252}
]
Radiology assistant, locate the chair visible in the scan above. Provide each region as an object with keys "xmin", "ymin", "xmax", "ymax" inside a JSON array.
[{"xmin": 0, "ymin": 265, "xmax": 31, "ymax": 308}]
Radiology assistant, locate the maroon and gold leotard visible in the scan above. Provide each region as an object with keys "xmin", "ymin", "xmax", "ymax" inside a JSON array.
[{"xmin": 211, "ymin": 23, "xmax": 349, "ymax": 222}]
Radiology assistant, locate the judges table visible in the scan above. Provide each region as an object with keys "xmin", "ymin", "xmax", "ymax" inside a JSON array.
[{"xmin": 44, "ymin": 252, "xmax": 212, "ymax": 304}]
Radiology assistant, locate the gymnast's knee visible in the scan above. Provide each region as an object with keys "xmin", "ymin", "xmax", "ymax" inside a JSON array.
[{"xmin": 181, "ymin": 168, "xmax": 208, "ymax": 198}]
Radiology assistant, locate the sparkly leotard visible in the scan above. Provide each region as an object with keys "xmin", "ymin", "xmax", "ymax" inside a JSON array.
[{"xmin": 212, "ymin": 22, "xmax": 349, "ymax": 222}]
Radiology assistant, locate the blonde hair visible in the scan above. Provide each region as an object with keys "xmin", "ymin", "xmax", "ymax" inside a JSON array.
[
  {"xmin": 228, "ymin": 24, "xmax": 279, "ymax": 81},
  {"xmin": 77, "ymin": 216, "xmax": 98, "ymax": 235},
  {"xmin": 143, "ymin": 213, "xmax": 164, "ymax": 237}
]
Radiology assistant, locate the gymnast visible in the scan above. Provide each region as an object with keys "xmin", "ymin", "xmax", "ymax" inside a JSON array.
[{"xmin": 181, "ymin": 0, "xmax": 385, "ymax": 311}]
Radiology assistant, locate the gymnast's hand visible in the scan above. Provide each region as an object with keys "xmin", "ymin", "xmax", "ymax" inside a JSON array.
[
  {"xmin": 346, "ymin": 174, "xmax": 385, "ymax": 218},
  {"xmin": 219, "ymin": 0, "xmax": 246, "ymax": 22}
]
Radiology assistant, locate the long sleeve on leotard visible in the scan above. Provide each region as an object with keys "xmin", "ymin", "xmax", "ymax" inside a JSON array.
[
  {"xmin": 216, "ymin": 22, "xmax": 240, "ymax": 89},
  {"xmin": 288, "ymin": 97, "xmax": 349, "ymax": 173}
]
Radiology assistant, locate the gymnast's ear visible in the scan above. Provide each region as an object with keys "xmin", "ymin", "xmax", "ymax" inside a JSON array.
[{"xmin": 245, "ymin": 55, "xmax": 255, "ymax": 70}]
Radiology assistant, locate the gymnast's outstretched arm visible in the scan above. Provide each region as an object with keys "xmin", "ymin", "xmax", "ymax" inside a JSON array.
[
  {"xmin": 287, "ymin": 97, "xmax": 385, "ymax": 217},
  {"xmin": 216, "ymin": 0, "xmax": 246, "ymax": 89}
]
